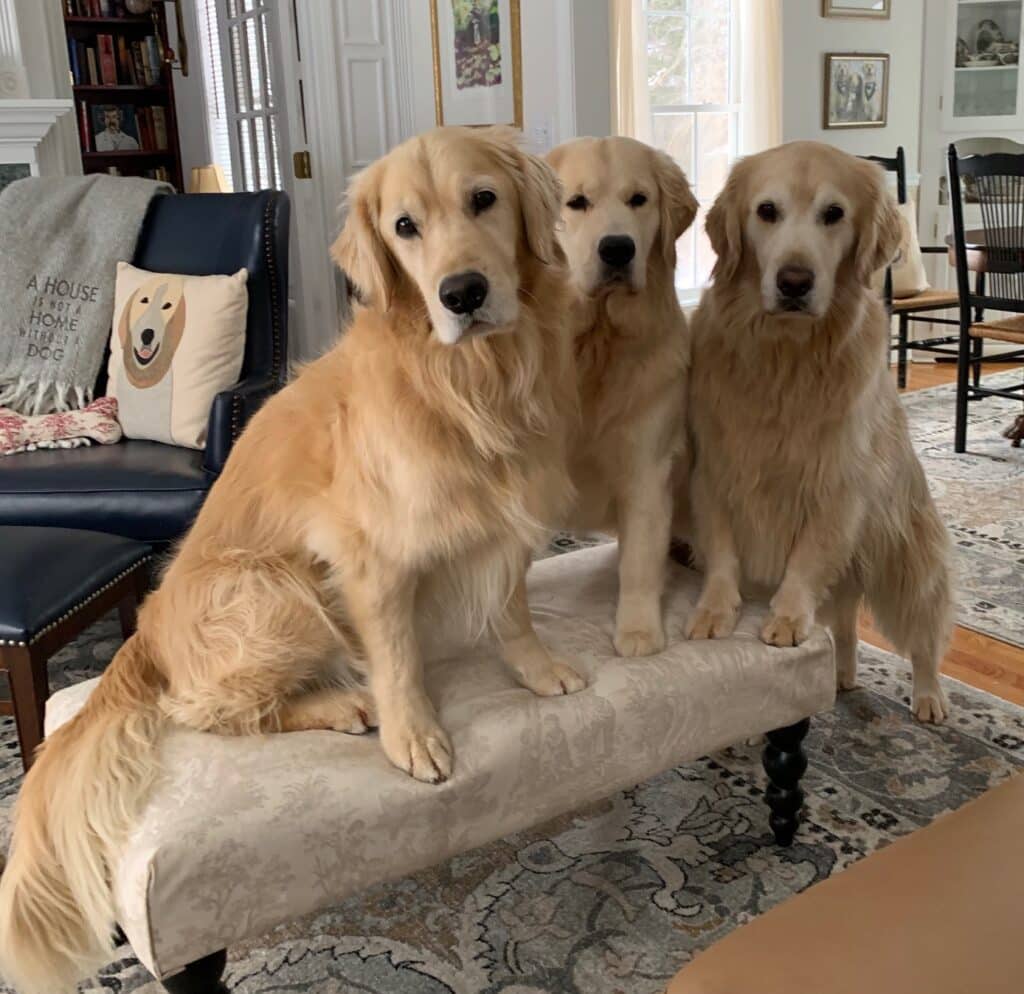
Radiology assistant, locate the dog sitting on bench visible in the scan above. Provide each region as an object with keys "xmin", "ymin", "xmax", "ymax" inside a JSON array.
[{"xmin": 0, "ymin": 126, "xmax": 585, "ymax": 994}]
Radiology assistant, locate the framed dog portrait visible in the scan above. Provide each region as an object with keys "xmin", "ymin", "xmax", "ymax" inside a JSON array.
[
  {"xmin": 821, "ymin": 0, "xmax": 890, "ymax": 18},
  {"xmin": 823, "ymin": 53, "xmax": 890, "ymax": 129},
  {"xmin": 429, "ymin": 0, "xmax": 523, "ymax": 128}
]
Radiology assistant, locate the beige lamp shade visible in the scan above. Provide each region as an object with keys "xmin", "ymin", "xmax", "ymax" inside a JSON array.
[{"xmin": 189, "ymin": 164, "xmax": 231, "ymax": 193}]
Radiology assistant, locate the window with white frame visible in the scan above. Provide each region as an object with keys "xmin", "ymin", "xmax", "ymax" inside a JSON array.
[
  {"xmin": 644, "ymin": 0, "xmax": 739, "ymax": 296},
  {"xmin": 197, "ymin": 0, "xmax": 234, "ymax": 190},
  {"xmin": 197, "ymin": 0, "xmax": 284, "ymax": 192}
]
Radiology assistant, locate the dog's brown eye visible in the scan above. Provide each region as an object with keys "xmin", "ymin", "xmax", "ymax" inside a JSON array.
[
  {"xmin": 628, "ymin": 192, "xmax": 647, "ymax": 208},
  {"xmin": 395, "ymin": 215, "xmax": 418, "ymax": 239},
  {"xmin": 161, "ymin": 302, "xmax": 172, "ymax": 310},
  {"xmin": 140, "ymin": 297, "xmax": 149, "ymax": 304},
  {"xmin": 823, "ymin": 204, "xmax": 845, "ymax": 225},
  {"xmin": 756, "ymin": 202, "xmax": 778, "ymax": 223},
  {"xmin": 567, "ymin": 194, "xmax": 589, "ymax": 211},
  {"xmin": 472, "ymin": 189, "xmax": 497, "ymax": 214}
]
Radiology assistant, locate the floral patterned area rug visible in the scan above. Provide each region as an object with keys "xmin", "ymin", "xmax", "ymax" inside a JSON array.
[
  {"xmin": 0, "ymin": 611, "xmax": 1020, "ymax": 994},
  {"xmin": 901, "ymin": 370, "xmax": 1024, "ymax": 648}
]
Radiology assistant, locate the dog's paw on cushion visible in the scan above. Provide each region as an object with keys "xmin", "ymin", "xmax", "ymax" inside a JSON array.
[{"xmin": 106, "ymin": 262, "xmax": 248, "ymax": 449}]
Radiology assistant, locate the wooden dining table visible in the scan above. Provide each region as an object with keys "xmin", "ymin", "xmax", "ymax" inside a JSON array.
[{"xmin": 944, "ymin": 227, "xmax": 1024, "ymax": 271}]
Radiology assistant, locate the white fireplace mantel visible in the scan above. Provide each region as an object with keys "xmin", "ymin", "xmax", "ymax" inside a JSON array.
[{"xmin": 0, "ymin": 98, "xmax": 74, "ymax": 173}]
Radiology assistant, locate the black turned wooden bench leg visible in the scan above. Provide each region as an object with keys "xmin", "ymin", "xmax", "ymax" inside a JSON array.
[
  {"xmin": 162, "ymin": 949, "xmax": 229, "ymax": 994},
  {"xmin": 762, "ymin": 718, "xmax": 810, "ymax": 847}
]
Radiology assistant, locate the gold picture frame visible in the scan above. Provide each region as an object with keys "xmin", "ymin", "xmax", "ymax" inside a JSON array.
[
  {"xmin": 822, "ymin": 0, "xmax": 891, "ymax": 18},
  {"xmin": 823, "ymin": 52, "xmax": 890, "ymax": 129},
  {"xmin": 430, "ymin": 0, "xmax": 523, "ymax": 129}
]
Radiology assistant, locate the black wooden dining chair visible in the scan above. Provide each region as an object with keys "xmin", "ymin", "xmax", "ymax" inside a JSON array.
[
  {"xmin": 947, "ymin": 145, "xmax": 1024, "ymax": 452},
  {"xmin": 861, "ymin": 147, "xmax": 960, "ymax": 388}
]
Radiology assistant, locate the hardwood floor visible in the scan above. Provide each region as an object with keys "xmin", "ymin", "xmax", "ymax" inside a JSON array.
[
  {"xmin": 869, "ymin": 359, "xmax": 1024, "ymax": 706},
  {"xmin": 892, "ymin": 358, "xmax": 1020, "ymax": 391}
]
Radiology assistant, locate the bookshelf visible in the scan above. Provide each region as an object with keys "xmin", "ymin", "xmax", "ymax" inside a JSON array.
[{"xmin": 62, "ymin": 1, "xmax": 184, "ymax": 190}]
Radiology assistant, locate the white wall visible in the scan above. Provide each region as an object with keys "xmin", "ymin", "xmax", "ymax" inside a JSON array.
[
  {"xmin": 781, "ymin": 0, "xmax": 926, "ymax": 174},
  {"xmin": 167, "ymin": 1, "xmax": 211, "ymax": 185},
  {"xmin": 573, "ymin": 0, "xmax": 611, "ymax": 138}
]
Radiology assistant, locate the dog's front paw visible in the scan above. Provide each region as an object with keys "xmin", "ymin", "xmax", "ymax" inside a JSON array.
[
  {"xmin": 519, "ymin": 654, "xmax": 587, "ymax": 696},
  {"xmin": 614, "ymin": 622, "xmax": 666, "ymax": 657},
  {"xmin": 912, "ymin": 680, "xmax": 949, "ymax": 724},
  {"xmin": 380, "ymin": 708, "xmax": 453, "ymax": 784},
  {"xmin": 760, "ymin": 610, "xmax": 813, "ymax": 647},
  {"xmin": 685, "ymin": 602, "xmax": 738, "ymax": 640}
]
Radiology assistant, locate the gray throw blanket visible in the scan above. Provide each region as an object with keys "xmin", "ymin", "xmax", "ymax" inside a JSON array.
[{"xmin": 0, "ymin": 174, "xmax": 171, "ymax": 414}]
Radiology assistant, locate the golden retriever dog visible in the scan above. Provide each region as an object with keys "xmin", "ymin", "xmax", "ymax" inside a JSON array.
[
  {"xmin": 0, "ymin": 126, "xmax": 585, "ymax": 994},
  {"xmin": 686, "ymin": 141, "xmax": 952, "ymax": 723},
  {"xmin": 547, "ymin": 136, "xmax": 696, "ymax": 655}
]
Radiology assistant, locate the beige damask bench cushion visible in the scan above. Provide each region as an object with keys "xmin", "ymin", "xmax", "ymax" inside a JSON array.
[{"xmin": 45, "ymin": 544, "xmax": 836, "ymax": 980}]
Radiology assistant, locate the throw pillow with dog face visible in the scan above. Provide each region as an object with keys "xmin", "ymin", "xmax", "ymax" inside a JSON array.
[{"xmin": 107, "ymin": 262, "xmax": 248, "ymax": 448}]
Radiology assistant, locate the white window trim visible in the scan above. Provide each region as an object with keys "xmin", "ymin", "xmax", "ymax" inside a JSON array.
[{"xmin": 645, "ymin": 0, "xmax": 741, "ymax": 296}]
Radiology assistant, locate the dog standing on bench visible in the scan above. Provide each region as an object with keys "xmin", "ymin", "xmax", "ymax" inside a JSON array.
[
  {"xmin": 547, "ymin": 136, "xmax": 696, "ymax": 656},
  {"xmin": 685, "ymin": 141, "xmax": 953, "ymax": 724},
  {"xmin": 0, "ymin": 127, "xmax": 585, "ymax": 994}
]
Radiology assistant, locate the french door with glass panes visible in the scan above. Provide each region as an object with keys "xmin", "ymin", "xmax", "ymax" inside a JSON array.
[{"xmin": 213, "ymin": 0, "xmax": 339, "ymax": 359}]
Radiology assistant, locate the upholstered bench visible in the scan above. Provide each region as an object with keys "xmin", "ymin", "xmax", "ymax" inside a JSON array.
[
  {"xmin": 0, "ymin": 526, "xmax": 151, "ymax": 769},
  {"xmin": 45, "ymin": 544, "xmax": 837, "ymax": 994},
  {"xmin": 668, "ymin": 771, "xmax": 1024, "ymax": 994}
]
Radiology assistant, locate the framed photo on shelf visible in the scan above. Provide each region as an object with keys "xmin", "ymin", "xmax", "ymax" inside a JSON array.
[
  {"xmin": 822, "ymin": 0, "xmax": 890, "ymax": 18},
  {"xmin": 90, "ymin": 104, "xmax": 141, "ymax": 152},
  {"xmin": 823, "ymin": 53, "xmax": 890, "ymax": 129},
  {"xmin": 429, "ymin": 0, "xmax": 523, "ymax": 128}
]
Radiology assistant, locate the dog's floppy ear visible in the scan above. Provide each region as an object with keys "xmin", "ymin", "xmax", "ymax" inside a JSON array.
[
  {"xmin": 331, "ymin": 161, "xmax": 396, "ymax": 310},
  {"xmin": 116, "ymin": 287, "xmax": 137, "ymax": 347},
  {"xmin": 515, "ymin": 146, "xmax": 563, "ymax": 265},
  {"xmin": 476, "ymin": 126, "xmax": 562, "ymax": 264},
  {"xmin": 654, "ymin": 149, "xmax": 698, "ymax": 262},
  {"xmin": 855, "ymin": 166, "xmax": 903, "ymax": 285},
  {"xmin": 706, "ymin": 167, "xmax": 745, "ymax": 284}
]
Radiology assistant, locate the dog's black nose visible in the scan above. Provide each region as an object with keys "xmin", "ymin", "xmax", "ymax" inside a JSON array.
[
  {"xmin": 439, "ymin": 271, "xmax": 489, "ymax": 315},
  {"xmin": 598, "ymin": 235, "xmax": 636, "ymax": 268},
  {"xmin": 776, "ymin": 266, "xmax": 815, "ymax": 299},
  {"xmin": 140, "ymin": 328, "xmax": 155, "ymax": 345}
]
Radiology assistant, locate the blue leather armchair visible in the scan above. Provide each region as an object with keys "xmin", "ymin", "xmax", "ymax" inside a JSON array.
[{"xmin": 0, "ymin": 190, "xmax": 290, "ymax": 544}]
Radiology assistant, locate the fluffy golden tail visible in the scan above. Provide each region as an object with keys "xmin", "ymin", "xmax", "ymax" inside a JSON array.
[{"xmin": 0, "ymin": 634, "xmax": 165, "ymax": 994}]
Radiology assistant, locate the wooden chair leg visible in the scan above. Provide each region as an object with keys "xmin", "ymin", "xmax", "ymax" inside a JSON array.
[
  {"xmin": 3, "ymin": 644, "xmax": 49, "ymax": 772},
  {"xmin": 971, "ymin": 335, "xmax": 984, "ymax": 388},
  {"xmin": 897, "ymin": 313, "xmax": 909, "ymax": 388},
  {"xmin": 117, "ymin": 564, "xmax": 150, "ymax": 640},
  {"xmin": 955, "ymin": 321, "xmax": 972, "ymax": 453}
]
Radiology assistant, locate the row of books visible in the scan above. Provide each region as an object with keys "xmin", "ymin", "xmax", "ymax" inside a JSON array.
[
  {"xmin": 65, "ymin": 1, "xmax": 137, "ymax": 16},
  {"xmin": 68, "ymin": 34, "xmax": 163, "ymax": 87},
  {"xmin": 78, "ymin": 101, "xmax": 169, "ymax": 153},
  {"xmin": 103, "ymin": 166, "xmax": 173, "ymax": 182}
]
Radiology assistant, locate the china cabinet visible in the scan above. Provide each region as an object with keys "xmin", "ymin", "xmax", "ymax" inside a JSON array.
[{"xmin": 944, "ymin": 0, "xmax": 1024, "ymax": 130}]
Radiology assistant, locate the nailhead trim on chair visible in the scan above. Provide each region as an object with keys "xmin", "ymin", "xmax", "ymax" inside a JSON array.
[
  {"xmin": 265, "ymin": 195, "xmax": 284, "ymax": 384},
  {"xmin": 228, "ymin": 196, "xmax": 285, "ymax": 445},
  {"xmin": 0, "ymin": 556, "xmax": 152, "ymax": 648}
]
